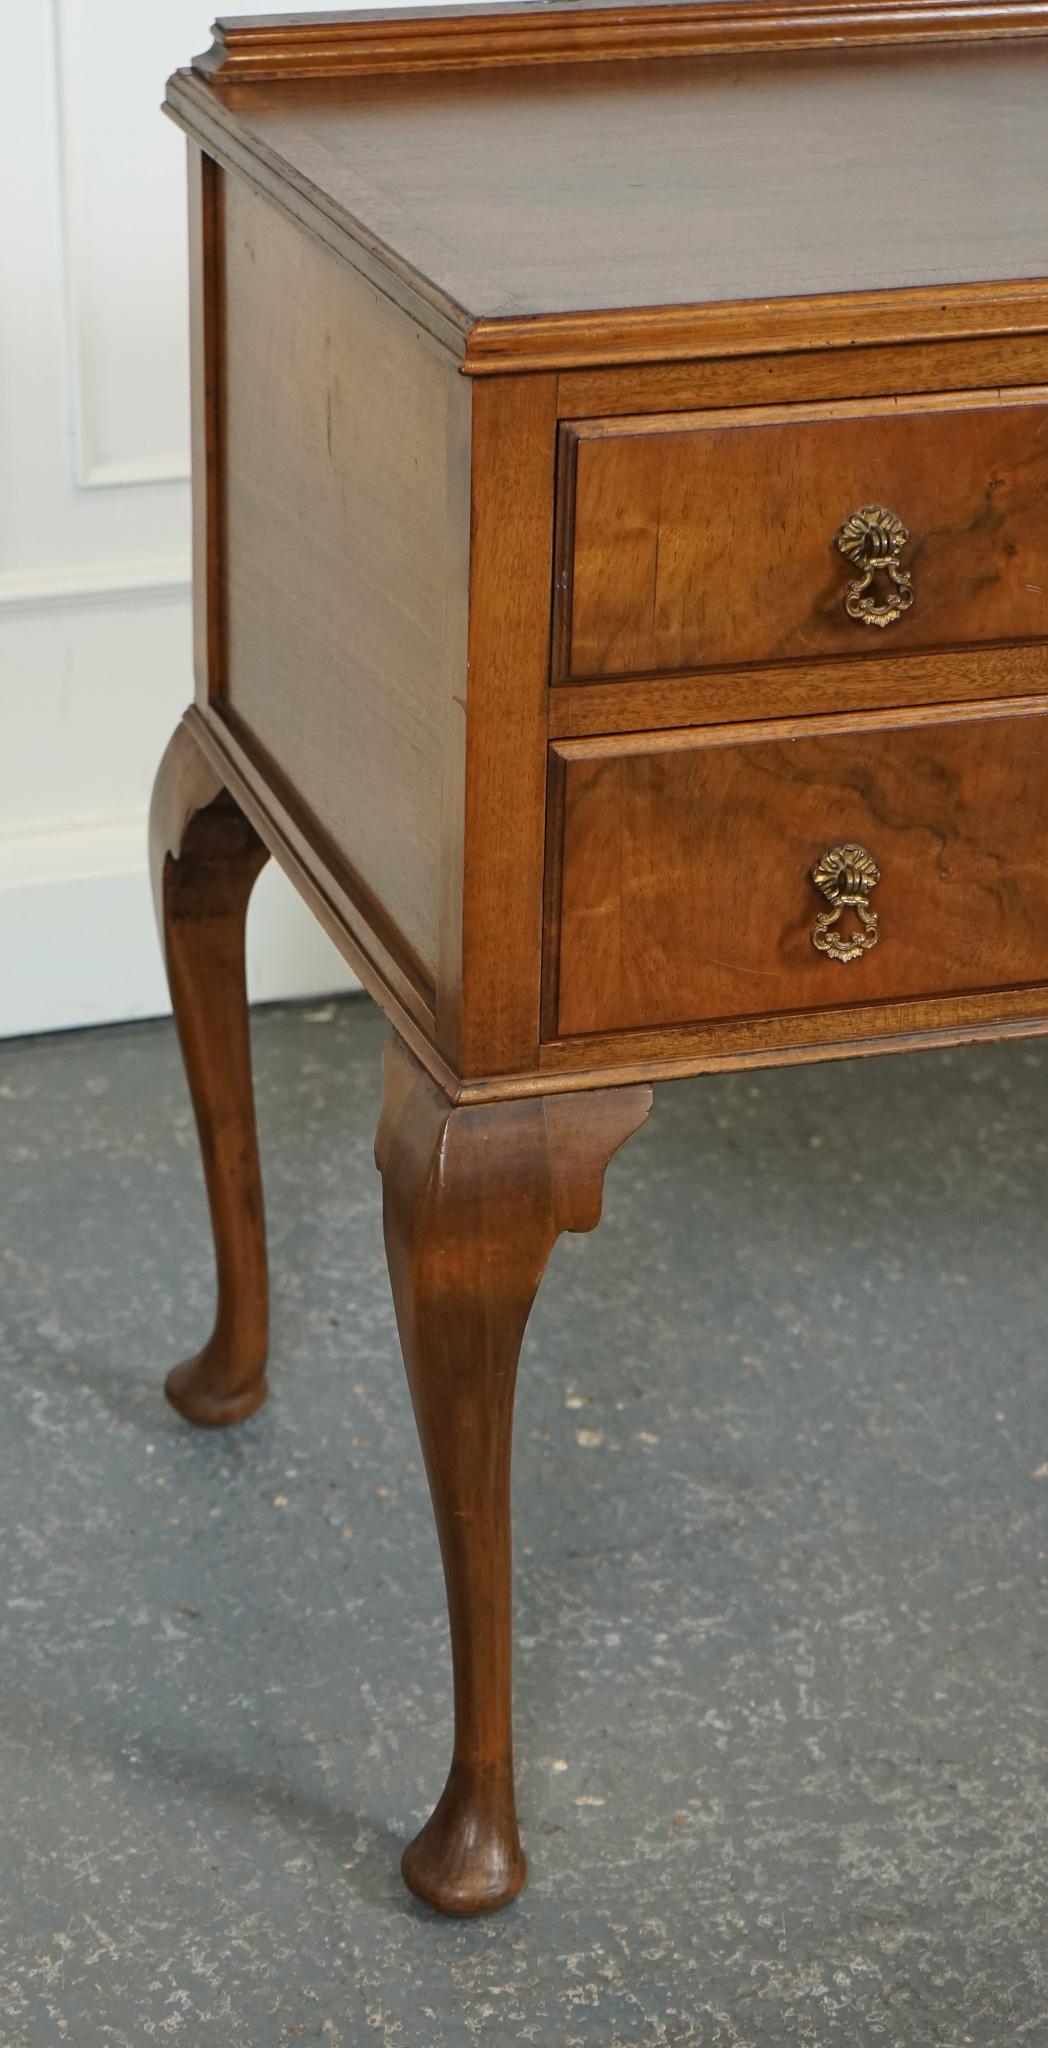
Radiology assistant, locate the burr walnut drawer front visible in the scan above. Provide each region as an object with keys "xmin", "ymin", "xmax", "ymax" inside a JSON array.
[
  {"xmin": 552, "ymin": 390, "xmax": 1048, "ymax": 684},
  {"xmin": 546, "ymin": 704, "xmax": 1048, "ymax": 1039}
]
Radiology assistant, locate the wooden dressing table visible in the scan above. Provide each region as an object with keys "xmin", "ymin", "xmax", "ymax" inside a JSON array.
[{"xmin": 154, "ymin": 0, "xmax": 1048, "ymax": 1914}]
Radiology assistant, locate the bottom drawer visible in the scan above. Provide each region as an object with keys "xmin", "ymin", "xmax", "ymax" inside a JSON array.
[{"xmin": 547, "ymin": 704, "xmax": 1048, "ymax": 1039}]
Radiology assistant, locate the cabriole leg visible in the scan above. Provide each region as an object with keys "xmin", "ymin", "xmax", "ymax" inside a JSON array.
[
  {"xmin": 375, "ymin": 1031, "xmax": 651, "ymax": 1914},
  {"xmin": 149, "ymin": 721, "xmax": 270, "ymax": 1427}
]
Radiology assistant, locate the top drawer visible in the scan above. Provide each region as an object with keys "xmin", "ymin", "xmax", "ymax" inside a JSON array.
[{"xmin": 553, "ymin": 390, "xmax": 1048, "ymax": 684}]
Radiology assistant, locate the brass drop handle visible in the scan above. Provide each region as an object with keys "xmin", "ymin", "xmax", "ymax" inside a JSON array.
[
  {"xmin": 835, "ymin": 505, "xmax": 915, "ymax": 629},
  {"xmin": 811, "ymin": 844, "xmax": 880, "ymax": 963}
]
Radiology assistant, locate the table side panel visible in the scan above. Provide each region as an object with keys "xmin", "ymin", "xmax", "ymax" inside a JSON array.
[{"xmin": 216, "ymin": 172, "xmax": 470, "ymax": 995}]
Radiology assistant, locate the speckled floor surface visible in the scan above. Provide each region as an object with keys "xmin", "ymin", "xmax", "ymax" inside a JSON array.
[{"xmin": 2, "ymin": 995, "xmax": 1048, "ymax": 2045}]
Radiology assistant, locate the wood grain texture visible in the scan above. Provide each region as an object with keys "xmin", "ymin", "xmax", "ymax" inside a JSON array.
[
  {"xmin": 194, "ymin": 706, "xmax": 441, "ymax": 1035},
  {"xmin": 557, "ymin": 392, "xmax": 1048, "ymax": 682},
  {"xmin": 154, "ymin": 1, "xmax": 1048, "ymax": 1924},
  {"xmin": 165, "ymin": 68, "xmax": 473, "ymax": 365},
  {"xmin": 549, "ymin": 658, "xmax": 1048, "ymax": 740},
  {"xmin": 169, "ymin": 14, "xmax": 1048, "ymax": 1116},
  {"xmin": 149, "ymin": 721, "xmax": 271, "ymax": 1427},
  {"xmin": 451, "ymin": 374, "xmax": 560, "ymax": 1076},
  {"xmin": 532, "ymin": 1000, "xmax": 1048, "ymax": 1090},
  {"xmin": 185, "ymin": 702, "xmax": 480, "ymax": 1089},
  {"xmin": 168, "ymin": 61, "xmax": 1048, "ymax": 375},
  {"xmin": 472, "ymin": 282, "xmax": 1048, "ymax": 376},
  {"xmin": 173, "ymin": 44, "xmax": 1048, "ymax": 332},
  {"xmin": 375, "ymin": 1031, "xmax": 651, "ymax": 1914},
  {"xmin": 534, "ymin": 985, "xmax": 1048, "ymax": 1082},
  {"xmin": 555, "ymin": 333, "xmax": 1048, "ymax": 418},
  {"xmin": 549, "ymin": 703, "xmax": 1048, "ymax": 1037},
  {"xmin": 219, "ymin": 174, "xmax": 470, "ymax": 991},
  {"xmin": 197, "ymin": 1, "xmax": 1048, "ymax": 81},
  {"xmin": 186, "ymin": 146, "xmax": 224, "ymax": 699}
]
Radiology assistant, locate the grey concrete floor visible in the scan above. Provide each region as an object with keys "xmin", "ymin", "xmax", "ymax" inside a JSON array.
[{"xmin": 2, "ymin": 995, "xmax": 1048, "ymax": 2046}]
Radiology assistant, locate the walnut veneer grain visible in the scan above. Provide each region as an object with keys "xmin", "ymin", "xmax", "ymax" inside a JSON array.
[
  {"xmin": 556, "ymin": 393, "xmax": 1048, "ymax": 682},
  {"xmin": 550, "ymin": 704, "xmax": 1048, "ymax": 1036},
  {"xmin": 219, "ymin": 175, "xmax": 470, "ymax": 994}
]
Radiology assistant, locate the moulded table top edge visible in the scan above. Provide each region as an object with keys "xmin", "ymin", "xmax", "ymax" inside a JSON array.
[
  {"xmin": 165, "ymin": 66, "xmax": 478, "ymax": 361},
  {"xmin": 163, "ymin": 67, "xmax": 1048, "ymax": 375},
  {"xmin": 169, "ymin": 10, "xmax": 1048, "ymax": 376}
]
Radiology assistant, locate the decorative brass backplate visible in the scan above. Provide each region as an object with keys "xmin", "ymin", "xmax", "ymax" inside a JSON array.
[
  {"xmin": 811, "ymin": 844, "xmax": 880, "ymax": 962},
  {"xmin": 835, "ymin": 506, "xmax": 915, "ymax": 629}
]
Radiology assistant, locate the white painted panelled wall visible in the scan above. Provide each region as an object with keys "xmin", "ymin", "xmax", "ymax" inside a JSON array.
[{"xmin": 0, "ymin": 2, "xmax": 468, "ymax": 1036}]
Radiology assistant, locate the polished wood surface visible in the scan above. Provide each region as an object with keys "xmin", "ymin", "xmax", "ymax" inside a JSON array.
[
  {"xmin": 557, "ymin": 392, "xmax": 1048, "ymax": 682},
  {"xmin": 186, "ymin": 145, "xmax": 223, "ymax": 698},
  {"xmin": 557, "ymin": 331, "xmax": 1048, "ymax": 418},
  {"xmin": 154, "ymin": 0, "xmax": 1048, "ymax": 1912},
  {"xmin": 170, "ymin": 42, "xmax": 1048, "ymax": 332},
  {"xmin": 220, "ymin": 175, "xmax": 470, "ymax": 996},
  {"xmin": 549, "ymin": 704, "xmax": 1048, "ymax": 1037},
  {"xmin": 453, "ymin": 375, "xmax": 559, "ymax": 1076},
  {"xmin": 473, "ymin": 282, "xmax": 1048, "ymax": 377},
  {"xmin": 375, "ymin": 1033, "xmax": 651, "ymax": 1914},
  {"xmin": 150, "ymin": 722, "xmax": 271, "ymax": 1426},
  {"xmin": 197, "ymin": 1, "xmax": 1048, "ymax": 83},
  {"xmin": 548, "ymin": 655, "xmax": 1048, "ymax": 740}
]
